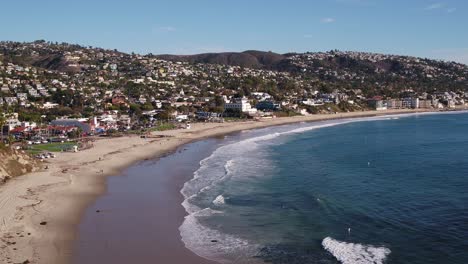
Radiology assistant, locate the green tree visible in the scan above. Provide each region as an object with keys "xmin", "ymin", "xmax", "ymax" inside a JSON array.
[
  {"xmin": 129, "ymin": 104, "xmax": 142, "ymax": 117},
  {"xmin": 68, "ymin": 128, "xmax": 83, "ymax": 139},
  {"xmin": 141, "ymin": 103, "xmax": 154, "ymax": 111},
  {"xmin": 214, "ymin": 95, "xmax": 225, "ymax": 108}
]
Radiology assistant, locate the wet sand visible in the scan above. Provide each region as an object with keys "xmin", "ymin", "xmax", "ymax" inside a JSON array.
[{"xmin": 73, "ymin": 140, "xmax": 221, "ymax": 264}]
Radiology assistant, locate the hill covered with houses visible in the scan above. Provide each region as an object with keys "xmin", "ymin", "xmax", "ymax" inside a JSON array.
[{"xmin": 0, "ymin": 40, "xmax": 467, "ymax": 145}]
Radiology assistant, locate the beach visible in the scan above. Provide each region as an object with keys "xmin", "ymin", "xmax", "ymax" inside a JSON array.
[{"xmin": 0, "ymin": 109, "xmax": 439, "ymax": 264}]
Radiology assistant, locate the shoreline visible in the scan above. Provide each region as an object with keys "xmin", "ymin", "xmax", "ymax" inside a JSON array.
[{"xmin": 0, "ymin": 108, "xmax": 456, "ymax": 264}]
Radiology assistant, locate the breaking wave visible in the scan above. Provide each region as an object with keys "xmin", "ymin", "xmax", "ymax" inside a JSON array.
[
  {"xmin": 213, "ymin": 195, "xmax": 226, "ymax": 205},
  {"xmin": 179, "ymin": 208, "xmax": 259, "ymax": 264},
  {"xmin": 179, "ymin": 114, "xmax": 427, "ymax": 263},
  {"xmin": 322, "ymin": 237, "xmax": 391, "ymax": 264}
]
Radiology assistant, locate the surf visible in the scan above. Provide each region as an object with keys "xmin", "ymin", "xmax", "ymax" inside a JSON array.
[{"xmin": 322, "ymin": 237, "xmax": 391, "ymax": 264}]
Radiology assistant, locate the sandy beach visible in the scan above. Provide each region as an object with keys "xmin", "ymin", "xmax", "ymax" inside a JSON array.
[{"xmin": 0, "ymin": 109, "xmax": 439, "ymax": 264}]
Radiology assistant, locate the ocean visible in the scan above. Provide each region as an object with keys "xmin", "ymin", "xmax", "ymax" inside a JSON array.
[{"xmin": 181, "ymin": 112, "xmax": 468, "ymax": 264}]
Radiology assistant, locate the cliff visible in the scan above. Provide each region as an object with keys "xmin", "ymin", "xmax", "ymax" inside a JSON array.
[{"xmin": 0, "ymin": 148, "xmax": 38, "ymax": 184}]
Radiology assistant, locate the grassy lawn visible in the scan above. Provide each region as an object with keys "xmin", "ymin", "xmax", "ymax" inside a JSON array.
[
  {"xmin": 149, "ymin": 123, "xmax": 177, "ymax": 132},
  {"xmin": 223, "ymin": 117, "xmax": 249, "ymax": 122},
  {"xmin": 26, "ymin": 142, "xmax": 77, "ymax": 154}
]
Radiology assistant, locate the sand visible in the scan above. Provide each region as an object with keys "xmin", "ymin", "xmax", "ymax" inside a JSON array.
[
  {"xmin": 73, "ymin": 139, "xmax": 221, "ymax": 264},
  {"xmin": 0, "ymin": 109, "xmax": 441, "ymax": 264}
]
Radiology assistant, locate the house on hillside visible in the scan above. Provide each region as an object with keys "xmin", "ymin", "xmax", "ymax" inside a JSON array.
[{"xmin": 111, "ymin": 94, "xmax": 128, "ymax": 107}]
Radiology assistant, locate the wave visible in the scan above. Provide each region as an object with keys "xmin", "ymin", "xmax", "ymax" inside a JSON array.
[
  {"xmin": 179, "ymin": 208, "xmax": 258, "ymax": 264},
  {"xmin": 180, "ymin": 131, "xmax": 282, "ymax": 214},
  {"xmin": 180, "ymin": 113, "xmax": 428, "ymax": 263},
  {"xmin": 322, "ymin": 237, "xmax": 391, "ymax": 264},
  {"xmin": 224, "ymin": 159, "xmax": 234, "ymax": 175},
  {"xmin": 213, "ymin": 195, "xmax": 226, "ymax": 205}
]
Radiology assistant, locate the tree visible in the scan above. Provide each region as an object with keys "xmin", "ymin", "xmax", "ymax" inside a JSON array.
[
  {"xmin": 214, "ymin": 95, "xmax": 225, "ymax": 108},
  {"xmin": 141, "ymin": 103, "xmax": 154, "ymax": 111},
  {"xmin": 158, "ymin": 107, "xmax": 174, "ymax": 121},
  {"xmin": 0, "ymin": 112, "xmax": 6, "ymax": 144},
  {"xmin": 68, "ymin": 128, "xmax": 83, "ymax": 139},
  {"xmin": 129, "ymin": 104, "xmax": 142, "ymax": 117}
]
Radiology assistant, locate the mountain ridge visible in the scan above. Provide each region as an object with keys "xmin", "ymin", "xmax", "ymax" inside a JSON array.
[
  {"xmin": 1, "ymin": 40, "xmax": 467, "ymax": 97},
  {"xmin": 155, "ymin": 50, "xmax": 287, "ymax": 69}
]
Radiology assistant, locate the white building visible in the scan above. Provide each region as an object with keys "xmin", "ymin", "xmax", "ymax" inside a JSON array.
[
  {"xmin": 252, "ymin": 92, "xmax": 272, "ymax": 101},
  {"xmin": 175, "ymin": 114, "xmax": 188, "ymax": 122},
  {"xmin": 402, "ymin": 98, "xmax": 419, "ymax": 109},
  {"xmin": 2, "ymin": 113, "xmax": 20, "ymax": 130},
  {"xmin": 42, "ymin": 102, "xmax": 59, "ymax": 109},
  {"xmin": 224, "ymin": 97, "xmax": 257, "ymax": 114},
  {"xmin": 302, "ymin": 98, "xmax": 324, "ymax": 106}
]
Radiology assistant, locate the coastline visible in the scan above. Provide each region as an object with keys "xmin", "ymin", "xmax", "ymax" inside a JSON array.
[{"xmin": 0, "ymin": 108, "xmax": 450, "ymax": 264}]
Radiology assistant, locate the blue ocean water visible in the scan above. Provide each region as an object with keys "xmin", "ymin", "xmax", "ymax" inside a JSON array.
[{"xmin": 181, "ymin": 112, "xmax": 468, "ymax": 264}]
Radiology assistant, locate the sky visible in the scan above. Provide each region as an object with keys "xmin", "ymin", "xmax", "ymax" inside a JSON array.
[{"xmin": 2, "ymin": 0, "xmax": 467, "ymax": 64}]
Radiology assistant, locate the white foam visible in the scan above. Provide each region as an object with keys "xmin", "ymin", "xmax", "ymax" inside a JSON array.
[
  {"xmin": 181, "ymin": 132, "xmax": 280, "ymax": 208},
  {"xmin": 180, "ymin": 112, "xmax": 443, "ymax": 263},
  {"xmin": 213, "ymin": 195, "xmax": 226, "ymax": 205},
  {"xmin": 322, "ymin": 237, "xmax": 391, "ymax": 264},
  {"xmin": 180, "ymin": 209, "xmax": 258, "ymax": 264},
  {"xmin": 224, "ymin": 159, "xmax": 234, "ymax": 175}
]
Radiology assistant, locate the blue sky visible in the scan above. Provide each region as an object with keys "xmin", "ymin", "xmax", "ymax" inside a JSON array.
[{"xmin": 2, "ymin": 0, "xmax": 467, "ymax": 64}]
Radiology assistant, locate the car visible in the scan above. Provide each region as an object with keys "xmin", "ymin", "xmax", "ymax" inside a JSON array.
[
  {"xmin": 42, "ymin": 140, "xmax": 48, "ymax": 144},
  {"xmin": 34, "ymin": 140, "xmax": 41, "ymax": 144}
]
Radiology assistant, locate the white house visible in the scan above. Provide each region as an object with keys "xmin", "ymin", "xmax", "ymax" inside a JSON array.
[
  {"xmin": 224, "ymin": 97, "xmax": 257, "ymax": 114},
  {"xmin": 42, "ymin": 102, "xmax": 59, "ymax": 109}
]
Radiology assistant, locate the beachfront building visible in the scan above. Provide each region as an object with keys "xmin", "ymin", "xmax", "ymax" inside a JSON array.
[
  {"xmin": 385, "ymin": 99, "xmax": 403, "ymax": 109},
  {"xmin": 402, "ymin": 98, "xmax": 419, "ymax": 109},
  {"xmin": 224, "ymin": 97, "xmax": 257, "ymax": 115},
  {"xmin": 368, "ymin": 96, "xmax": 387, "ymax": 110},
  {"xmin": 51, "ymin": 119, "xmax": 93, "ymax": 134},
  {"xmin": 256, "ymin": 101, "xmax": 281, "ymax": 111},
  {"xmin": 419, "ymin": 100, "xmax": 433, "ymax": 109},
  {"xmin": 196, "ymin": 111, "xmax": 222, "ymax": 120}
]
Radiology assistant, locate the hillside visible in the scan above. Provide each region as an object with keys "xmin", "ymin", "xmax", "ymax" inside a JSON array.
[
  {"xmin": 156, "ymin": 50, "xmax": 286, "ymax": 69},
  {"xmin": 0, "ymin": 40, "xmax": 467, "ymax": 115},
  {"xmin": 156, "ymin": 49, "xmax": 468, "ymax": 95}
]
